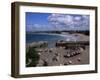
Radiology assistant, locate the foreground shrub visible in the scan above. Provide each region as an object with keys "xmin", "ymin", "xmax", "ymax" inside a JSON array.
[{"xmin": 26, "ymin": 47, "xmax": 40, "ymax": 67}]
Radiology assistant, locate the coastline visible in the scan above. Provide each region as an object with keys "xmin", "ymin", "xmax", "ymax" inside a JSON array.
[
  {"xmin": 26, "ymin": 32, "xmax": 70, "ymax": 37},
  {"xmin": 26, "ymin": 32, "xmax": 89, "ymax": 43},
  {"xmin": 26, "ymin": 32, "xmax": 89, "ymax": 67}
]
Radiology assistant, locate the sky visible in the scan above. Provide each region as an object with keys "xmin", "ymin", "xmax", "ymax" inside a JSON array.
[{"xmin": 26, "ymin": 12, "xmax": 90, "ymax": 32}]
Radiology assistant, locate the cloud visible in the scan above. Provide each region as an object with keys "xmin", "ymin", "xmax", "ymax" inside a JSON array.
[
  {"xmin": 48, "ymin": 13, "xmax": 89, "ymax": 31},
  {"xmin": 48, "ymin": 14, "xmax": 73, "ymax": 25},
  {"xmin": 26, "ymin": 24, "xmax": 57, "ymax": 32}
]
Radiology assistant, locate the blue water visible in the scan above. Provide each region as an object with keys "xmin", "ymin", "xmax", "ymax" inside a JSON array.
[{"xmin": 26, "ymin": 33, "xmax": 77, "ymax": 47}]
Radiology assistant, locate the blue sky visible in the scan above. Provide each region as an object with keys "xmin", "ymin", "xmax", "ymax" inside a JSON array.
[
  {"xmin": 26, "ymin": 12, "xmax": 89, "ymax": 32},
  {"xmin": 26, "ymin": 12, "xmax": 50, "ymax": 25}
]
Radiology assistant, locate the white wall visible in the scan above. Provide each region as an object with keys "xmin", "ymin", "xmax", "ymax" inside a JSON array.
[{"xmin": 0, "ymin": 0, "xmax": 99, "ymax": 80}]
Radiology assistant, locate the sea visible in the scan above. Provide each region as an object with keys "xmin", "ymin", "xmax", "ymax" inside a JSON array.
[{"xmin": 26, "ymin": 33, "xmax": 78, "ymax": 48}]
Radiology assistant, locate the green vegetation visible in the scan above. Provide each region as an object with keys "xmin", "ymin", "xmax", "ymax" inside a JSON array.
[{"xmin": 26, "ymin": 47, "xmax": 40, "ymax": 67}]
